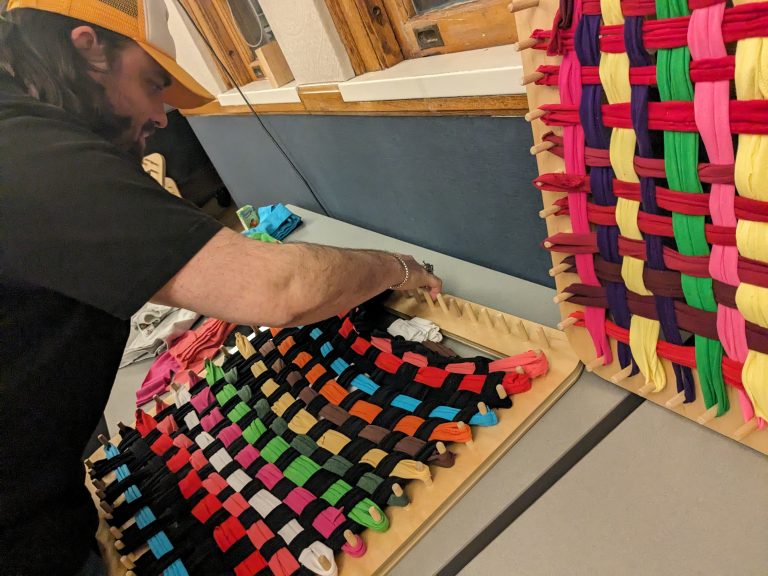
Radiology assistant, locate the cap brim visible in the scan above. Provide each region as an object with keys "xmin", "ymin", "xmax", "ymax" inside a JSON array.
[{"xmin": 138, "ymin": 41, "xmax": 215, "ymax": 110}]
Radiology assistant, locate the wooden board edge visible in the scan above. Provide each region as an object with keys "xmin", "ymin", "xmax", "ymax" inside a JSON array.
[{"xmin": 373, "ymin": 363, "xmax": 582, "ymax": 574}]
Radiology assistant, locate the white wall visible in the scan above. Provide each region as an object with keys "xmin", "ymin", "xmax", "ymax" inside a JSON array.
[{"xmin": 164, "ymin": 0, "xmax": 228, "ymax": 96}]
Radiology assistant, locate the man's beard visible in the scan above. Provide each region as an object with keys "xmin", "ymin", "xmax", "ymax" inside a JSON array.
[{"xmin": 90, "ymin": 100, "xmax": 153, "ymax": 162}]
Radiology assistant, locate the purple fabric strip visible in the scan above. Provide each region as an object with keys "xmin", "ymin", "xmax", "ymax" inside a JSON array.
[
  {"xmin": 626, "ymin": 15, "xmax": 695, "ymax": 401},
  {"xmin": 576, "ymin": 13, "xmax": 635, "ymax": 371}
]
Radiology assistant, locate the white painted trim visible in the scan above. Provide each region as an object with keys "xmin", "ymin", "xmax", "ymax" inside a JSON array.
[
  {"xmin": 338, "ymin": 45, "xmax": 525, "ymax": 102},
  {"xmin": 217, "ymin": 80, "xmax": 301, "ymax": 106}
]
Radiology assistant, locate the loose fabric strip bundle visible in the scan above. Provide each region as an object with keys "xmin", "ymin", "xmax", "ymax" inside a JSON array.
[
  {"xmin": 90, "ymin": 305, "xmax": 548, "ymax": 575},
  {"xmin": 530, "ymin": 0, "xmax": 768, "ymax": 425}
]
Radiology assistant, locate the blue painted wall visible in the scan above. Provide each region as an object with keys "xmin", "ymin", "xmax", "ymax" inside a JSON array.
[{"xmin": 188, "ymin": 114, "xmax": 553, "ymax": 287}]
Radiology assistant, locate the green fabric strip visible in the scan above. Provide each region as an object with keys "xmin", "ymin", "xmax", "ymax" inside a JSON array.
[{"xmin": 656, "ymin": 0, "xmax": 728, "ymax": 415}]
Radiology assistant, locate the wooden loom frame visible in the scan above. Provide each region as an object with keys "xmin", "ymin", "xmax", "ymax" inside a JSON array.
[
  {"xmin": 85, "ymin": 291, "xmax": 582, "ymax": 575},
  {"xmin": 511, "ymin": 0, "xmax": 768, "ymax": 455}
]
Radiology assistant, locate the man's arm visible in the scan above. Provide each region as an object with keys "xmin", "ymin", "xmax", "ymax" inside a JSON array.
[{"xmin": 152, "ymin": 227, "xmax": 442, "ymax": 327}]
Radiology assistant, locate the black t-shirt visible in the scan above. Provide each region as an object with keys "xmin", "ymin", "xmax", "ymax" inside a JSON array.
[{"xmin": 0, "ymin": 74, "xmax": 223, "ymax": 574}]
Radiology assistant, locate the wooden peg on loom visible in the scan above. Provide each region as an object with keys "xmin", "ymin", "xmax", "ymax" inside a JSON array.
[
  {"xmin": 525, "ymin": 108, "xmax": 548, "ymax": 122},
  {"xmin": 495, "ymin": 313, "xmax": 512, "ymax": 334},
  {"xmin": 416, "ymin": 461, "xmax": 434, "ymax": 486},
  {"xmin": 584, "ymin": 356, "xmax": 605, "ymax": 372},
  {"xmin": 436, "ymin": 293, "xmax": 450, "ymax": 315},
  {"xmin": 450, "ymin": 297, "xmax": 463, "ymax": 318},
  {"xmin": 392, "ymin": 483, "xmax": 404, "ymax": 498},
  {"xmin": 97, "ymin": 434, "xmax": 110, "ymax": 447},
  {"xmin": 343, "ymin": 529, "xmax": 359, "ymax": 547},
  {"xmin": 369, "ymin": 506, "xmax": 383, "ymax": 523},
  {"xmin": 114, "ymin": 539, "xmax": 125, "ymax": 551},
  {"xmin": 479, "ymin": 307, "xmax": 493, "ymax": 328},
  {"xmin": 84, "ymin": 458, "xmax": 94, "ymax": 470},
  {"xmin": 531, "ymin": 141, "xmax": 556, "ymax": 156},
  {"xmin": 120, "ymin": 556, "xmax": 135, "ymax": 570},
  {"xmin": 421, "ymin": 288, "xmax": 436, "ymax": 309},
  {"xmin": 522, "ymin": 71, "xmax": 546, "ymax": 87},
  {"xmin": 456, "ymin": 421, "xmax": 466, "ymax": 431},
  {"xmin": 610, "ymin": 365, "xmax": 634, "ymax": 384},
  {"xmin": 517, "ymin": 320, "xmax": 530, "ymax": 341},
  {"xmin": 515, "ymin": 366, "xmax": 525, "ymax": 375},
  {"xmin": 539, "ymin": 205, "xmax": 560, "ymax": 219},
  {"xmin": 318, "ymin": 556, "xmax": 333, "ymax": 572},
  {"xmin": 536, "ymin": 326, "xmax": 550, "ymax": 348},
  {"xmin": 549, "ymin": 262, "xmax": 571, "ymax": 277},
  {"xmin": 553, "ymin": 291, "xmax": 573, "ymax": 304},
  {"xmin": 463, "ymin": 302, "xmax": 478, "ymax": 323},
  {"xmin": 696, "ymin": 405, "xmax": 719, "ymax": 425},
  {"xmin": 477, "ymin": 402, "xmax": 488, "ymax": 416},
  {"xmin": 558, "ymin": 316, "xmax": 579, "ymax": 331},
  {"xmin": 665, "ymin": 391, "xmax": 686, "ymax": 409},
  {"xmin": 219, "ymin": 345, "xmax": 232, "ymax": 359},
  {"xmin": 638, "ymin": 382, "xmax": 656, "ymax": 396},
  {"xmin": 170, "ymin": 382, "xmax": 181, "ymax": 393},
  {"xmin": 436, "ymin": 441, "xmax": 447, "ymax": 455},
  {"xmin": 516, "ymin": 37, "xmax": 539, "ymax": 52},
  {"xmin": 110, "ymin": 526, "xmax": 123, "ymax": 540},
  {"xmin": 734, "ymin": 419, "xmax": 759, "ymax": 441},
  {"xmin": 496, "ymin": 384, "xmax": 508, "ymax": 399},
  {"xmin": 508, "ymin": 0, "xmax": 539, "ymax": 12}
]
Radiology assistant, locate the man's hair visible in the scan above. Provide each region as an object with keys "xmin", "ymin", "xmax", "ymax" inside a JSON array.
[{"xmin": 0, "ymin": 7, "xmax": 133, "ymax": 140}]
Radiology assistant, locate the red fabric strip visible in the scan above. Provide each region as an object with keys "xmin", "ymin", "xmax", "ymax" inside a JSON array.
[
  {"xmin": 569, "ymin": 311, "xmax": 745, "ymax": 389},
  {"xmin": 689, "ymin": 56, "xmax": 735, "ymax": 83}
]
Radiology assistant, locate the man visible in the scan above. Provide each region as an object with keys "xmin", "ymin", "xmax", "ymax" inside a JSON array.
[{"xmin": 0, "ymin": 1, "xmax": 442, "ymax": 574}]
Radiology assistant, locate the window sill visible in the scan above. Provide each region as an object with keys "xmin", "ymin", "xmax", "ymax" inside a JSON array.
[
  {"xmin": 183, "ymin": 45, "xmax": 528, "ymax": 117},
  {"xmin": 337, "ymin": 45, "xmax": 524, "ymax": 102},
  {"xmin": 216, "ymin": 80, "xmax": 301, "ymax": 106}
]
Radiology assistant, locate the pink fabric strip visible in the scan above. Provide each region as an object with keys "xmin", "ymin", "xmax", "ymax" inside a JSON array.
[
  {"xmin": 255, "ymin": 462, "xmax": 284, "ymax": 490},
  {"xmin": 689, "ymin": 3, "xmax": 758, "ymax": 424},
  {"xmin": 234, "ymin": 445, "xmax": 261, "ymax": 469},
  {"xmin": 219, "ymin": 423, "xmax": 243, "ymax": 448},
  {"xmin": 563, "ymin": 0, "xmax": 611, "ymax": 364},
  {"xmin": 190, "ymin": 387, "xmax": 216, "ymax": 415},
  {"xmin": 284, "ymin": 487, "xmax": 315, "ymax": 515}
]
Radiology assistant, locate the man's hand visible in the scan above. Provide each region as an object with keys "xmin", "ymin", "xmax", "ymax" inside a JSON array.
[{"xmin": 393, "ymin": 254, "xmax": 443, "ymax": 300}]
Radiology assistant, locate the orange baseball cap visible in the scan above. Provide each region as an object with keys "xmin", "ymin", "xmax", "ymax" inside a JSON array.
[{"xmin": 6, "ymin": 0, "xmax": 214, "ymax": 109}]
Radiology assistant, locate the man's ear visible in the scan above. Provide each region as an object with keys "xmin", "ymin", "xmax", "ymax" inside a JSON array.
[{"xmin": 71, "ymin": 25, "xmax": 109, "ymax": 72}]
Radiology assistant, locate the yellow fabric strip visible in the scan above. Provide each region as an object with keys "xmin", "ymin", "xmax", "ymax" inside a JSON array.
[
  {"xmin": 317, "ymin": 429, "xmax": 350, "ymax": 454},
  {"xmin": 734, "ymin": 21, "xmax": 768, "ymax": 420},
  {"xmin": 260, "ymin": 378, "xmax": 279, "ymax": 398},
  {"xmin": 287, "ymin": 410, "xmax": 318, "ymax": 436},
  {"xmin": 359, "ymin": 448, "xmax": 388, "ymax": 468},
  {"xmin": 743, "ymin": 351, "xmax": 768, "ymax": 420},
  {"xmin": 735, "ymin": 283, "xmax": 768, "ymax": 328},
  {"xmin": 600, "ymin": 0, "xmax": 663, "ymax": 390},
  {"xmin": 628, "ymin": 316, "xmax": 666, "ymax": 391},
  {"xmin": 235, "ymin": 333, "xmax": 256, "ymax": 360},
  {"xmin": 270, "ymin": 393, "xmax": 294, "ymax": 417},
  {"xmin": 390, "ymin": 460, "xmax": 433, "ymax": 484},
  {"xmin": 250, "ymin": 360, "xmax": 268, "ymax": 378}
]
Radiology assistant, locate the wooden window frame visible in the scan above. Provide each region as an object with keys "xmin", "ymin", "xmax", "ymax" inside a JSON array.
[
  {"xmin": 177, "ymin": 0, "xmax": 294, "ymax": 89},
  {"xmin": 326, "ymin": 0, "xmax": 519, "ymax": 67},
  {"xmin": 323, "ymin": 0, "xmax": 405, "ymax": 74},
  {"xmin": 381, "ymin": 0, "xmax": 519, "ymax": 59}
]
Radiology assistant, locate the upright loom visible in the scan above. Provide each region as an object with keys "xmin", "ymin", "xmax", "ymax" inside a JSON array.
[{"xmin": 514, "ymin": 0, "xmax": 768, "ymax": 453}]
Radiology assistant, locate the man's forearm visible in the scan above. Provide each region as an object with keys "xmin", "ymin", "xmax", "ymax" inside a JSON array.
[
  {"xmin": 280, "ymin": 242, "xmax": 403, "ymax": 325},
  {"xmin": 153, "ymin": 228, "xmax": 439, "ymax": 329}
]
